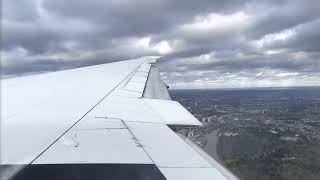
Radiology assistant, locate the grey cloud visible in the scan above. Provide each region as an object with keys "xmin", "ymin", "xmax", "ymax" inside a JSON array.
[
  {"xmin": 167, "ymin": 51, "xmax": 319, "ymax": 73},
  {"xmin": 2, "ymin": 0, "xmax": 320, "ymax": 88},
  {"xmin": 42, "ymin": 0, "xmax": 255, "ymax": 39},
  {"xmin": 266, "ymin": 19, "xmax": 320, "ymax": 52},
  {"xmin": 246, "ymin": 0, "xmax": 320, "ymax": 39},
  {"xmin": 2, "ymin": 0, "xmax": 39, "ymax": 21},
  {"xmin": 2, "ymin": 23, "xmax": 62, "ymax": 54},
  {"xmin": 3, "ymin": 60, "xmax": 66, "ymax": 76}
]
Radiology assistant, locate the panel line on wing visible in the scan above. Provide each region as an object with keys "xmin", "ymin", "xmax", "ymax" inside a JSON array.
[
  {"xmin": 119, "ymin": 119, "xmax": 157, "ymax": 166},
  {"xmin": 29, "ymin": 60, "xmax": 147, "ymax": 164},
  {"xmin": 121, "ymin": 63, "xmax": 152, "ymax": 95},
  {"xmin": 123, "ymin": 122, "xmax": 212, "ymax": 168}
]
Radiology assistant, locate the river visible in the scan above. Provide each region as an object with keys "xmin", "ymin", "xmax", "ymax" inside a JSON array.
[{"xmin": 202, "ymin": 129, "xmax": 221, "ymax": 162}]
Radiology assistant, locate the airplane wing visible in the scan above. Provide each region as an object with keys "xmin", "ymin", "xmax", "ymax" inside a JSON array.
[{"xmin": 1, "ymin": 56, "xmax": 238, "ymax": 180}]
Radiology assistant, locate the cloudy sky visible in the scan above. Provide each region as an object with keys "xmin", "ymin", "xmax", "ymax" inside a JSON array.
[{"xmin": 2, "ymin": 0, "xmax": 320, "ymax": 88}]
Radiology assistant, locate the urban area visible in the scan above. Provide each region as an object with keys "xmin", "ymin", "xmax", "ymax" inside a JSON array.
[{"xmin": 170, "ymin": 87, "xmax": 320, "ymax": 180}]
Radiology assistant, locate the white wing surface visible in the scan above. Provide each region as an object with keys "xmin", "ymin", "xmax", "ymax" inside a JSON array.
[{"xmin": 1, "ymin": 56, "xmax": 238, "ymax": 180}]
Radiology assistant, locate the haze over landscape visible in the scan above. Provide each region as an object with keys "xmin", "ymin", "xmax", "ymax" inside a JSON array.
[
  {"xmin": 171, "ymin": 87, "xmax": 320, "ymax": 180},
  {"xmin": 2, "ymin": 0, "xmax": 320, "ymax": 88}
]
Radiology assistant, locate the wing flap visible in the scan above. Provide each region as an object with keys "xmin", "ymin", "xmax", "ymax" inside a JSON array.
[
  {"xmin": 125, "ymin": 122, "xmax": 210, "ymax": 168},
  {"xmin": 87, "ymin": 96, "xmax": 202, "ymax": 126},
  {"xmin": 142, "ymin": 98, "xmax": 202, "ymax": 126},
  {"xmin": 33, "ymin": 117, "xmax": 153, "ymax": 164}
]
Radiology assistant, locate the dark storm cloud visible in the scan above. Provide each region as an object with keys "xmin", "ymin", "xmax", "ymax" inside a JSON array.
[{"xmin": 1, "ymin": 0, "xmax": 320, "ymax": 87}]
